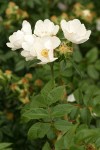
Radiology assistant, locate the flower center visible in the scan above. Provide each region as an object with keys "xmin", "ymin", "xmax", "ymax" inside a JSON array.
[
  {"xmin": 58, "ymin": 42, "xmax": 73, "ymax": 54},
  {"xmin": 59, "ymin": 45, "xmax": 66, "ymax": 53},
  {"xmin": 41, "ymin": 49, "xmax": 48, "ymax": 57}
]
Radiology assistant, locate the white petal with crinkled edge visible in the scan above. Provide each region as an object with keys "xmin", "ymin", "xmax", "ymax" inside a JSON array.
[
  {"xmin": 21, "ymin": 20, "xmax": 32, "ymax": 35},
  {"xmin": 34, "ymin": 19, "xmax": 59, "ymax": 37},
  {"xmin": 21, "ymin": 50, "xmax": 35, "ymax": 61},
  {"xmin": 61, "ymin": 19, "xmax": 91, "ymax": 44},
  {"xmin": 21, "ymin": 34, "xmax": 37, "ymax": 60},
  {"xmin": 6, "ymin": 20, "xmax": 33, "ymax": 50},
  {"xmin": 6, "ymin": 30, "xmax": 24, "ymax": 50}
]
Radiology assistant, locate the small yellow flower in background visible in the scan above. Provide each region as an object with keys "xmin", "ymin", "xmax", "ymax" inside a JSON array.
[
  {"xmin": 10, "ymin": 83, "xmax": 19, "ymax": 91},
  {"xmin": 4, "ymin": 70, "xmax": 12, "ymax": 79},
  {"xmin": 6, "ymin": 2, "xmax": 29, "ymax": 20},
  {"xmin": 5, "ymin": 70, "xmax": 12, "ymax": 75},
  {"xmin": 82, "ymin": 9, "xmax": 91, "ymax": 18},
  {"xmin": 6, "ymin": 112, "xmax": 14, "ymax": 120},
  {"xmin": 61, "ymin": 13, "xmax": 69, "ymax": 20},
  {"xmin": 73, "ymin": 2, "xmax": 84, "ymax": 17},
  {"xmin": 21, "ymin": 77, "xmax": 29, "ymax": 84},
  {"xmin": 73, "ymin": 2, "xmax": 83, "ymax": 10},
  {"xmin": 72, "ymin": 2, "xmax": 96, "ymax": 23},
  {"xmin": 82, "ymin": 9, "xmax": 96, "ymax": 23},
  {"xmin": 6, "ymin": 2, "xmax": 19, "ymax": 17},
  {"xmin": 87, "ymin": 2, "xmax": 95, "ymax": 9},
  {"xmin": 22, "ymin": 11, "xmax": 29, "ymax": 18},
  {"xmin": 25, "ymin": 73, "xmax": 33, "ymax": 80},
  {"xmin": 34, "ymin": 79, "xmax": 43, "ymax": 87},
  {"xmin": 51, "ymin": 13, "xmax": 69, "ymax": 25},
  {"xmin": 20, "ymin": 97, "xmax": 30, "ymax": 104},
  {"xmin": 50, "ymin": 15, "xmax": 58, "ymax": 23},
  {"xmin": 20, "ymin": 89, "xmax": 28, "ymax": 97}
]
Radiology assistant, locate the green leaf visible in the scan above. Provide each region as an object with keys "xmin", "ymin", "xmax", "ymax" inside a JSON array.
[
  {"xmin": 55, "ymin": 124, "xmax": 77, "ymax": 150},
  {"xmin": 28, "ymin": 122, "xmax": 50, "ymax": 140},
  {"xmin": 95, "ymin": 137, "xmax": 100, "ymax": 148},
  {"xmin": 75, "ymin": 129, "xmax": 100, "ymax": 144},
  {"xmin": 42, "ymin": 142, "xmax": 51, "ymax": 150},
  {"xmin": 76, "ymin": 124, "xmax": 88, "ymax": 132},
  {"xmin": 94, "ymin": 89, "xmax": 100, "ymax": 96},
  {"xmin": 74, "ymin": 89, "xmax": 83, "ymax": 104},
  {"xmin": 64, "ymin": 124, "xmax": 78, "ymax": 149},
  {"xmin": 46, "ymin": 126, "xmax": 56, "ymax": 140},
  {"xmin": 30, "ymin": 86, "xmax": 65, "ymax": 108},
  {"xmin": 95, "ymin": 60, "xmax": 100, "ymax": 71},
  {"xmin": 0, "ymin": 143, "xmax": 12, "ymax": 150},
  {"xmin": 93, "ymin": 96, "xmax": 100, "ymax": 116},
  {"xmin": 73, "ymin": 49, "xmax": 83, "ymax": 63},
  {"xmin": 86, "ymin": 47, "xmax": 98, "ymax": 63},
  {"xmin": 41, "ymin": 81, "xmax": 53, "ymax": 98},
  {"xmin": 87, "ymin": 65, "xmax": 99, "ymax": 80},
  {"xmin": 71, "ymin": 60, "xmax": 83, "ymax": 77},
  {"xmin": 47, "ymin": 86, "xmax": 65, "ymax": 106},
  {"xmin": 54, "ymin": 120, "xmax": 73, "ymax": 132},
  {"xmin": 93, "ymin": 95, "xmax": 100, "ymax": 105},
  {"xmin": 70, "ymin": 107, "xmax": 79, "ymax": 120},
  {"xmin": 83, "ymin": 85, "xmax": 98, "ymax": 106},
  {"xmin": 51, "ymin": 104, "xmax": 74, "ymax": 118},
  {"xmin": 15, "ymin": 60, "xmax": 26, "ymax": 71},
  {"xmin": 26, "ymin": 59, "xmax": 40, "ymax": 68},
  {"xmin": 80, "ymin": 108, "xmax": 92, "ymax": 125},
  {"xmin": 22, "ymin": 108, "xmax": 48, "ymax": 120},
  {"xmin": 30, "ymin": 94, "xmax": 47, "ymax": 108},
  {"xmin": 93, "ymin": 105, "xmax": 100, "ymax": 116},
  {"xmin": 62, "ymin": 68, "xmax": 73, "ymax": 77},
  {"xmin": 70, "ymin": 145, "xmax": 85, "ymax": 150},
  {"xmin": 55, "ymin": 136, "xmax": 65, "ymax": 150}
]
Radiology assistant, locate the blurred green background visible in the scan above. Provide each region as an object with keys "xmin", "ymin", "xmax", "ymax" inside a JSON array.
[{"xmin": 0, "ymin": 0, "xmax": 100, "ymax": 149}]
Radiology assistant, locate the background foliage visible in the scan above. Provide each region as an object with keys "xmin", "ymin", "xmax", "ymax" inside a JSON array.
[{"xmin": 0, "ymin": 0, "xmax": 100, "ymax": 149}]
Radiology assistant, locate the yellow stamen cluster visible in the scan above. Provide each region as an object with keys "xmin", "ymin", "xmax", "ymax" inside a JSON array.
[
  {"xmin": 58, "ymin": 42, "xmax": 73, "ymax": 54},
  {"xmin": 41, "ymin": 49, "xmax": 49, "ymax": 57}
]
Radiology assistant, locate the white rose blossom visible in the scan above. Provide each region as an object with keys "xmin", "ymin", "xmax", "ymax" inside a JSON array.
[
  {"xmin": 61, "ymin": 19, "xmax": 91, "ymax": 44},
  {"xmin": 6, "ymin": 19, "xmax": 91, "ymax": 64},
  {"xmin": 6, "ymin": 30, "xmax": 24, "ymax": 50},
  {"xmin": 31, "ymin": 36, "xmax": 61, "ymax": 64},
  {"xmin": 6, "ymin": 20, "xmax": 32, "ymax": 50},
  {"xmin": 34, "ymin": 19, "xmax": 59, "ymax": 37},
  {"xmin": 67, "ymin": 94, "xmax": 76, "ymax": 102}
]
